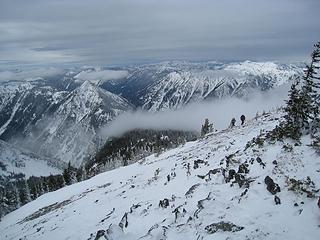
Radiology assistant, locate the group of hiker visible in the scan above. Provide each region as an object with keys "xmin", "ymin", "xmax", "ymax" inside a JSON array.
[{"xmin": 229, "ymin": 114, "xmax": 246, "ymax": 128}]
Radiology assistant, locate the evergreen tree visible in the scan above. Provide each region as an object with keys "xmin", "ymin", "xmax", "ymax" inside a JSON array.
[
  {"xmin": 281, "ymin": 79, "xmax": 303, "ymax": 140},
  {"xmin": 201, "ymin": 118, "xmax": 213, "ymax": 136},
  {"xmin": 47, "ymin": 175, "xmax": 57, "ymax": 191},
  {"xmin": 277, "ymin": 41, "xmax": 320, "ymax": 142},
  {"xmin": 7, "ymin": 181, "xmax": 20, "ymax": 210},
  {"xmin": 0, "ymin": 182, "xmax": 7, "ymax": 220},
  {"xmin": 310, "ymin": 42, "xmax": 320, "ymax": 135},
  {"xmin": 76, "ymin": 167, "xmax": 85, "ymax": 182},
  {"xmin": 63, "ymin": 162, "xmax": 72, "ymax": 185},
  {"xmin": 56, "ymin": 175, "xmax": 65, "ymax": 188},
  {"xmin": 300, "ymin": 41, "xmax": 320, "ymax": 134},
  {"xmin": 16, "ymin": 178, "xmax": 31, "ymax": 206}
]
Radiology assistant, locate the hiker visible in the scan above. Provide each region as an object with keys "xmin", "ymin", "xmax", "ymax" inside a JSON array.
[
  {"xmin": 240, "ymin": 115, "xmax": 246, "ymax": 125},
  {"xmin": 229, "ymin": 118, "xmax": 236, "ymax": 128}
]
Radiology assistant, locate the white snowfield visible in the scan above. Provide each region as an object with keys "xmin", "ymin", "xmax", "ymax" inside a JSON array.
[
  {"xmin": 1, "ymin": 112, "xmax": 319, "ymax": 240},
  {"xmin": 0, "ymin": 140, "xmax": 62, "ymax": 178}
]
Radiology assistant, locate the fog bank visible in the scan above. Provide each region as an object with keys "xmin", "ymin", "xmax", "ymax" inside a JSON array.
[{"xmin": 100, "ymin": 85, "xmax": 289, "ymax": 138}]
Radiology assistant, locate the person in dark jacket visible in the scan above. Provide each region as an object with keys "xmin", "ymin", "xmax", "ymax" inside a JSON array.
[
  {"xmin": 229, "ymin": 118, "xmax": 236, "ymax": 128},
  {"xmin": 240, "ymin": 115, "xmax": 246, "ymax": 125}
]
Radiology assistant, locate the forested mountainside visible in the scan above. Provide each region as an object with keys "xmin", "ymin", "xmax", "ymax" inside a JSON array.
[
  {"xmin": 86, "ymin": 129, "xmax": 198, "ymax": 176},
  {"xmin": 0, "ymin": 139, "xmax": 64, "ymax": 218},
  {"xmin": 0, "ymin": 128, "xmax": 196, "ymax": 218}
]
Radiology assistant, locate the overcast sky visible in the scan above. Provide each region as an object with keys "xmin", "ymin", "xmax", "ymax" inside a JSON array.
[{"xmin": 0, "ymin": 0, "xmax": 319, "ymax": 67}]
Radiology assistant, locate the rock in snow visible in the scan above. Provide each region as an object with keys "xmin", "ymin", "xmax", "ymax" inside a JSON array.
[{"xmin": 0, "ymin": 110, "xmax": 319, "ymax": 240}]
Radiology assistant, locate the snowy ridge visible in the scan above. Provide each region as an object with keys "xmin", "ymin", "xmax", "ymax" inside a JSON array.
[
  {"xmin": 102, "ymin": 61, "xmax": 302, "ymax": 111},
  {"xmin": 0, "ymin": 81, "xmax": 33, "ymax": 112},
  {"xmin": 224, "ymin": 61, "xmax": 300, "ymax": 86},
  {"xmin": 1, "ymin": 111, "xmax": 319, "ymax": 240}
]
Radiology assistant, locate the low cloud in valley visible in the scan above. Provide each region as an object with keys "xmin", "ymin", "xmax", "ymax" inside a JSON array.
[{"xmin": 101, "ymin": 85, "xmax": 290, "ymax": 138}]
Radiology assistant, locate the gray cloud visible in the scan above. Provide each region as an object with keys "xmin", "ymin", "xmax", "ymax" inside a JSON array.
[
  {"xmin": 0, "ymin": 67, "xmax": 65, "ymax": 82},
  {"xmin": 100, "ymin": 84, "xmax": 290, "ymax": 138},
  {"xmin": 0, "ymin": 0, "xmax": 319, "ymax": 66},
  {"xmin": 74, "ymin": 69, "xmax": 129, "ymax": 85}
]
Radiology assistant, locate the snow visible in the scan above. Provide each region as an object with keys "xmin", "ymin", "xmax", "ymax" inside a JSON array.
[
  {"xmin": 0, "ymin": 94, "xmax": 23, "ymax": 136},
  {"xmin": 224, "ymin": 61, "xmax": 301, "ymax": 86},
  {"xmin": 28, "ymin": 81, "xmax": 132, "ymax": 166},
  {"xmin": 1, "ymin": 111, "xmax": 319, "ymax": 240},
  {"xmin": 133, "ymin": 61, "xmax": 302, "ymax": 111},
  {"xmin": 0, "ymin": 81, "xmax": 33, "ymax": 113},
  {"xmin": 0, "ymin": 61, "xmax": 302, "ymax": 167},
  {"xmin": 0, "ymin": 140, "xmax": 62, "ymax": 178}
]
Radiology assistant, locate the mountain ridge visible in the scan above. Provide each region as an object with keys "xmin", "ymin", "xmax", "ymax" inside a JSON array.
[
  {"xmin": 0, "ymin": 60, "xmax": 303, "ymax": 169},
  {"xmin": 100, "ymin": 61, "xmax": 302, "ymax": 111}
]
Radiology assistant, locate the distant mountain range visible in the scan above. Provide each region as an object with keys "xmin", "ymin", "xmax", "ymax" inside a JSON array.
[
  {"xmin": 0, "ymin": 61, "xmax": 303, "ymax": 170},
  {"xmin": 101, "ymin": 61, "xmax": 302, "ymax": 111}
]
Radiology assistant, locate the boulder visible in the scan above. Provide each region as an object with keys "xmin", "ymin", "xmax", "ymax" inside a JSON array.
[
  {"xmin": 264, "ymin": 176, "xmax": 281, "ymax": 195},
  {"xmin": 205, "ymin": 221, "xmax": 244, "ymax": 234}
]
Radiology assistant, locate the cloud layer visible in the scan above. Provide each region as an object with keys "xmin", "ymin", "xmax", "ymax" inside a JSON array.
[
  {"xmin": 0, "ymin": 67, "xmax": 65, "ymax": 82},
  {"xmin": 0, "ymin": 0, "xmax": 319, "ymax": 66},
  {"xmin": 100, "ymin": 84, "xmax": 290, "ymax": 138},
  {"xmin": 74, "ymin": 69, "xmax": 129, "ymax": 84}
]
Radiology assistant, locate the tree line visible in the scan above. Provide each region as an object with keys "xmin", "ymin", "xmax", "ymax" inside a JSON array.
[{"xmin": 0, "ymin": 128, "xmax": 197, "ymax": 219}]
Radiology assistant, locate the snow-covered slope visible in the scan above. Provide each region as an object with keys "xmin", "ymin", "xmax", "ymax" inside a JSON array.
[
  {"xmin": 0, "ymin": 140, "xmax": 62, "ymax": 178},
  {"xmin": 1, "ymin": 111, "xmax": 319, "ymax": 240},
  {"xmin": 0, "ymin": 78, "xmax": 132, "ymax": 166},
  {"xmin": 102, "ymin": 61, "xmax": 302, "ymax": 111},
  {"xmin": 23, "ymin": 81, "xmax": 133, "ymax": 166},
  {"xmin": 0, "ymin": 80, "xmax": 67, "ymax": 140}
]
